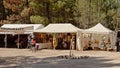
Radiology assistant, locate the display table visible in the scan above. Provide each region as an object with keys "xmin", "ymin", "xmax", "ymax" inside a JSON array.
[{"xmin": 36, "ymin": 43, "xmax": 52, "ymax": 49}]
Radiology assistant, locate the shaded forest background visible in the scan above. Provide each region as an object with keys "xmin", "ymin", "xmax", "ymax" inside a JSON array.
[{"xmin": 0, "ymin": 0, "xmax": 120, "ymax": 30}]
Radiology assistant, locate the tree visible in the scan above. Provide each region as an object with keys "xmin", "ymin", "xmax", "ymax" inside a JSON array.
[
  {"xmin": 0, "ymin": 0, "xmax": 120, "ymax": 29},
  {"xmin": 0, "ymin": 0, "xmax": 5, "ymax": 20},
  {"xmin": 74, "ymin": 0, "xmax": 98, "ymax": 29},
  {"xmin": 0, "ymin": 0, "xmax": 32, "ymax": 24},
  {"xmin": 29, "ymin": 0, "xmax": 76, "ymax": 25},
  {"xmin": 0, "ymin": 0, "xmax": 5, "ymax": 25},
  {"xmin": 101, "ymin": 0, "xmax": 120, "ymax": 30}
]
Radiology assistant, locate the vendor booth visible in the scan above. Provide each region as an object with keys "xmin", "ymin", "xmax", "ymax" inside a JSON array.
[
  {"xmin": 0, "ymin": 24, "xmax": 44, "ymax": 48},
  {"xmin": 34, "ymin": 23, "xmax": 83, "ymax": 50},
  {"xmin": 83, "ymin": 23, "xmax": 115, "ymax": 51}
]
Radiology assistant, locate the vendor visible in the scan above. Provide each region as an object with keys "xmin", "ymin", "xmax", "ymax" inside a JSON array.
[{"xmin": 53, "ymin": 37, "xmax": 57, "ymax": 49}]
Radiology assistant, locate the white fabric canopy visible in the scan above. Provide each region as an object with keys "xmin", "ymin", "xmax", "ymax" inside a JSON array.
[
  {"xmin": 84, "ymin": 23, "xmax": 113, "ymax": 34},
  {"xmin": 34, "ymin": 23, "xmax": 83, "ymax": 50},
  {"xmin": 83, "ymin": 23, "xmax": 115, "ymax": 50},
  {"xmin": 0, "ymin": 24, "xmax": 44, "ymax": 34},
  {"xmin": 34, "ymin": 23, "xmax": 82, "ymax": 33},
  {"xmin": 0, "ymin": 24, "xmax": 44, "ymax": 48},
  {"xmin": 1, "ymin": 24, "xmax": 44, "ymax": 30}
]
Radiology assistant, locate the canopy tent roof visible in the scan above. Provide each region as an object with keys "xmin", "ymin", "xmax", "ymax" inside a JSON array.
[
  {"xmin": 34, "ymin": 23, "xmax": 82, "ymax": 33},
  {"xmin": 34, "ymin": 23, "xmax": 83, "ymax": 50},
  {"xmin": 1, "ymin": 24, "xmax": 44, "ymax": 30},
  {"xmin": 84, "ymin": 23, "xmax": 113, "ymax": 34},
  {"xmin": 0, "ymin": 24, "xmax": 44, "ymax": 34}
]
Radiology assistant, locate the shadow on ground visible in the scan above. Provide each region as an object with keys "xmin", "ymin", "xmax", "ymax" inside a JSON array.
[{"xmin": 0, "ymin": 56, "xmax": 120, "ymax": 68}]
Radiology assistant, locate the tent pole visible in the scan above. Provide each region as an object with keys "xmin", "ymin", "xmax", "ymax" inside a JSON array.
[
  {"xmin": 4, "ymin": 34, "xmax": 7, "ymax": 48},
  {"xmin": 76, "ymin": 32, "xmax": 78, "ymax": 50},
  {"xmin": 18, "ymin": 34, "xmax": 20, "ymax": 48}
]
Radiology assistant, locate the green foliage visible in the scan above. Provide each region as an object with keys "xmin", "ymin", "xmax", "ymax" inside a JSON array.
[
  {"xmin": 30, "ymin": 15, "xmax": 48, "ymax": 25},
  {"xmin": 0, "ymin": 0, "xmax": 120, "ymax": 29},
  {"xmin": 74, "ymin": 0, "xmax": 120, "ymax": 29},
  {"xmin": 101, "ymin": 0, "xmax": 120, "ymax": 30}
]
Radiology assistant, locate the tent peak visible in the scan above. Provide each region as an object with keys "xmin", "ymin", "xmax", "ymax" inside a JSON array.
[{"xmin": 84, "ymin": 23, "xmax": 113, "ymax": 34}]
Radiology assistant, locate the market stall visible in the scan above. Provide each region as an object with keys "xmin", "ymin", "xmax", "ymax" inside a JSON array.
[
  {"xmin": 34, "ymin": 23, "xmax": 83, "ymax": 50},
  {"xmin": 83, "ymin": 23, "xmax": 115, "ymax": 50},
  {"xmin": 0, "ymin": 24, "xmax": 44, "ymax": 48}
]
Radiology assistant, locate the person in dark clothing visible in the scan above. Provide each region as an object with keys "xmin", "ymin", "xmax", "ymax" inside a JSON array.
[
  {"xmin": 116, "ymin": 38, "xmax": 120, "ymax": 52},
  {"xmin": 56, "ymin": 37, "xmax": 63, "ymax": 49}
]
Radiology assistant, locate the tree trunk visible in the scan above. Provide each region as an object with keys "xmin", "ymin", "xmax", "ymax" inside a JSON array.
[
  {"xmin": 25, "ymin": 0, "xmax": 29, "ymax": 7},
  {"xmin": 25, "ymin": 0, "xmax": 31, "ymax": 24},
  {"xmin": 0, "ymin": 0, "xmax": 6, "ymax": 20},
  {"xmin": 88, "ymin": 0, "xmax": 91, "ymax": 28},
  {"xmin": 46, "ymin": 2, "xmax": 51, "ymax": 23},
  {"xmin": 98, "ymin": 0, "xmax": 101, "ymax": 23}
]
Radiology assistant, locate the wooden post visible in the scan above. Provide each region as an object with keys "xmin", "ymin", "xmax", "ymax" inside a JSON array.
[
  {"xmin": 18, "ymin": 34, "xmax": 20, "ymax": 48},
  {"xmin": 4, "ymin": 34, "xmax": 7, "ymax": 48}
]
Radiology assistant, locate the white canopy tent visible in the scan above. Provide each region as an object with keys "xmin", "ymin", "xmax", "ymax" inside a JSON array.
[
  {"xmin": 83, "ymin": 23, "xmax": 115, "ymax": 50},
  {"xmin": 34, "ymin": 23, "xmax": 82, "ymax": 33},
  {"xmin": 0, "ymin": 24, "xmax": 44, "ymax": 48},
  {"xmin": 84, "ymin": 23, "xmax": 113, "ymax": 34},
  {"xmin": 34, "ymin": 23, "xmax": 83, "ymax": 50},
  {"xmin": 1, "ymin": 24, "xmax": 44, "ymax": 34}
]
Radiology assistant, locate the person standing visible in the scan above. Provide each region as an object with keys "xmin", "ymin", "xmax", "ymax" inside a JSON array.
[
  {"xmin": 27, "ymin": 35, "xmax": 32, "ymax": 49},
  {"xmin": 116, "ymin": 38, "xmax": 120, "ymax": 52},
  {"xmin": 53, "ymin": 37, "xmax": 57, "ymax": 50},
  {"xmin": 31, "ymin": 38, "xmax": 36, "ymax": 52},
  {"xmin": 70, "ymin": 36, "xmax": 74, "ymax": 57}
]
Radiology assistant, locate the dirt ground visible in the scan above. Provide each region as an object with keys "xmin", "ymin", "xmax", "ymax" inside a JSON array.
[{"xmin": 0, "ymin": 48, "xmax": 120, "ymax": 68}]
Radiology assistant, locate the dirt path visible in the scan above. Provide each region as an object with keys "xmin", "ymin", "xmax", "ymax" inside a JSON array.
[{"xmin": 0, "ymin": 48, "xmax": 120, "ymax": 68}]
